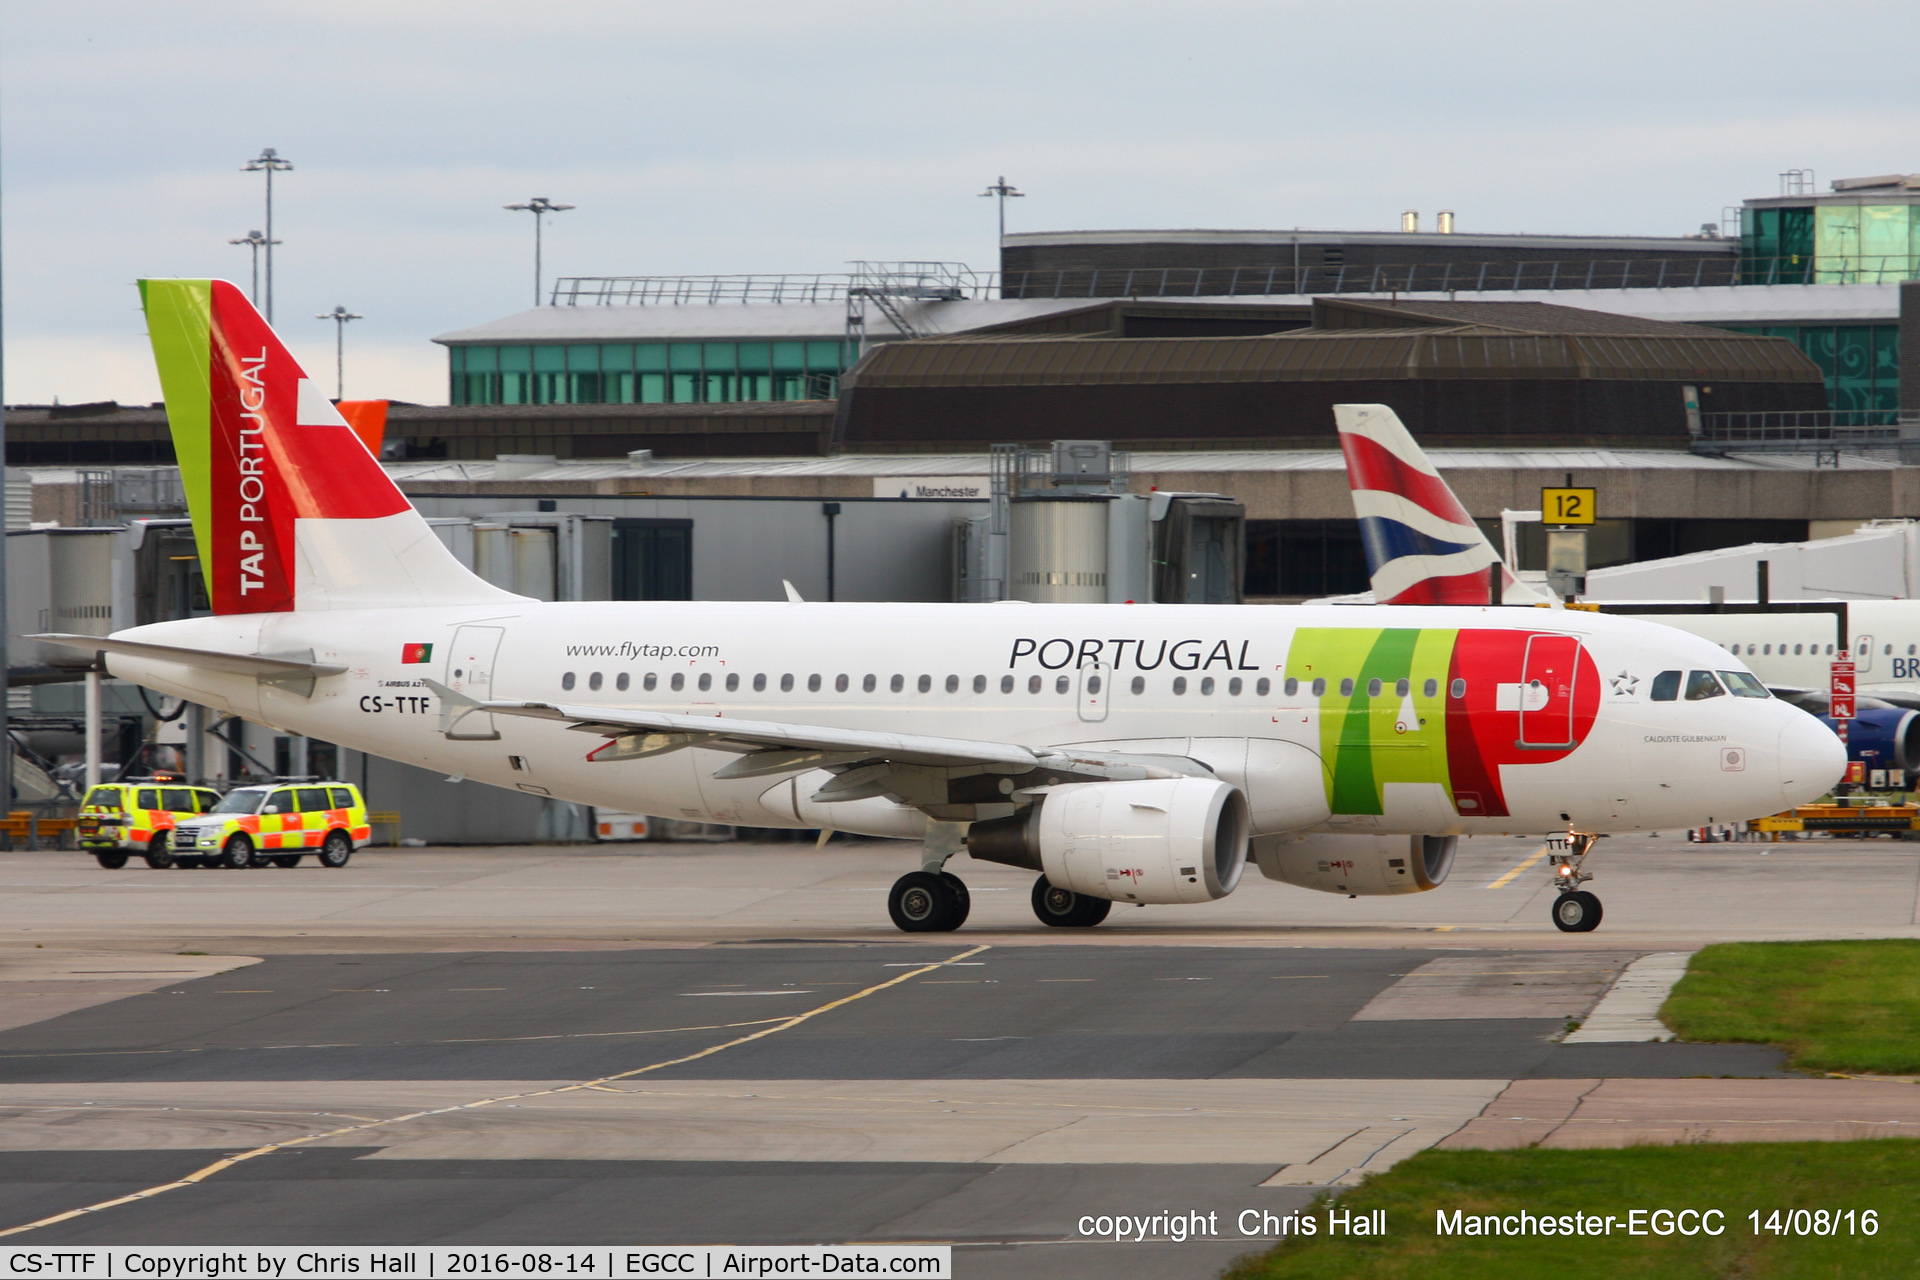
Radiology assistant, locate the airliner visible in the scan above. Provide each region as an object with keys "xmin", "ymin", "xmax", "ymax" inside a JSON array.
[
  {"xmin": 36, "ymin": 282, "xmax": 1844, "ymax": 935},
  {"xmin": 1336, "ymin": 403, "xmax": 1916, "ymax": 776}
]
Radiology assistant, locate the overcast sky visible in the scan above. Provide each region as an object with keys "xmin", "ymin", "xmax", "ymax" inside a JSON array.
[{"xmin": 5, "ymin": 0, "xmax": 1917, "ymax": 406}]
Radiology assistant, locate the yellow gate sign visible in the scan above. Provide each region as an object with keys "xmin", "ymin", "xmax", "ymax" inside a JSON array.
[{"xmin": 1542, "ymin": 487, "xmax": 1596, "ymax": 526}]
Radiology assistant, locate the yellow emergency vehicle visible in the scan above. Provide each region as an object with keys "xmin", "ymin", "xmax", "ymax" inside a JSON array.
[
  {"xmin": 170, "ymin": 782, "xmax": 373, "ymax": 869},
  {"xmin": 78, "ymin": 781, "xmax": 222, "ymax": 869}
]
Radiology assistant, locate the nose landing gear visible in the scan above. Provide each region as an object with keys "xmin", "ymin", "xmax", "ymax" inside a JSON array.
[{"xmin": 1549, "ymin": 832, "xmax": 1603, "ymax": 932}]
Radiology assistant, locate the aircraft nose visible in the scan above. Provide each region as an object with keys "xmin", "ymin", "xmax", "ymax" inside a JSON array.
[{"xmin": 1777, "ymin": 709, "xmax": 1847, "ymax": 806}]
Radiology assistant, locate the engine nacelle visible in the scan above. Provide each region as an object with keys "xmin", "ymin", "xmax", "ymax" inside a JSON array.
[
  {"xmin": 966, "ymin": 777, "xmax": 1249, "ymax": 904},
  {"xmin": 1252, "ymin": 832, "xmax": 1458, "ymax": 896}
]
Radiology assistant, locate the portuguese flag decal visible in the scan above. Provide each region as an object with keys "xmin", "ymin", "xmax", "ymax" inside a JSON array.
[{"xmin": 402, "ymin": 643, "xmax": 433, "ymax": 664}]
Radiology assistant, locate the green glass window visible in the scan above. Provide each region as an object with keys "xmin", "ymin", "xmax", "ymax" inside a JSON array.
[
  {"xmin": 449, "ymin": 346, "xmax": 467, "ymax": 375},
  {"xmin": 639, "ymin": 373, "xmax": 667, "ymax": 403},
  {"xmin": 635, "ymin": 344, "xmax": 667, "ymax": 372},
  {"xmin": 599, "ymin": 344, "xmax": 634, "ymax": 373},
  {"xmin": 567, "ymin": 345, "xmax": 600, "ymax": 373},
  {"xmin": 736, "ymin": 342, "xmax": 771, "ymax": 400},
  {"xmin": 805, "ymin": 341, "xmax": 843, "ymax": 371},
  {"xmin": 702, "ymin": 343, "xmax": 736, "ymax": 401},
  {"xmin": 669, "ymin": 344, "xmax": 703, "ymax": 370},
  {"xmin": 1874, "ymin": 327, "xmax": 1900, "ymax": 411},
  {"xmin": 533, "ymin": 346, "xmax": 566, "ymax": 372},
  {"xmin": 465, "ymin": 346, "xmax": 499, "ymax": 373},
  {"xmin": 500, "ymin": 347, "xmax": 532, "ymax": 372}
]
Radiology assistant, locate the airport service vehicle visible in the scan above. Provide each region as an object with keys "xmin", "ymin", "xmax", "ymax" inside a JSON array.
[
  {"xmin": 78, "ymin": 780, "xmax": 221, "ymax": 868},
  {"xmin": 33, "ymin": 282, "xmax": 1843, "ymax": 934},
  {"xmin": 169, "ymin": 781, "xmax": 371, "ymax": 870}
]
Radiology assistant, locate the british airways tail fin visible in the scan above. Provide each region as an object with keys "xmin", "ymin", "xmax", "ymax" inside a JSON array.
[
  {"xmin": 1334, "ymin": 404, "xmax": 1548, "ymax": 606},
  {"xmin": 140, "ymin": 279, "xmax": 520, "ymax": 614}
]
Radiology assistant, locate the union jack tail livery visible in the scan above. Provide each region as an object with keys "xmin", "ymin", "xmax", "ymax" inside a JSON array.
[{"xmin": 1335, "ymin": 404, "xmax": 1548, "ymax": 606}]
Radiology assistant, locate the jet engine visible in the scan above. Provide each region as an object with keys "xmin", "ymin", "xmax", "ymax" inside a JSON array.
[
  {"xmin": 966, "ymin": 777, "xmax": 1249, "ymax": 904},
  {"xmin": 1252, "ymin": 832, "xmax": 1458, "ymax": 896}
]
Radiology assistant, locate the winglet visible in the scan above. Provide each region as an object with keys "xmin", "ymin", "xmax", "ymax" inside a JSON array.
[
  {"xmin": 1334, "ymin": 404, "xmax": 1549, "ymax": 606},
  {"xmin": 782, "ymin": 580, "xmax": 805, "ymax": 603}
]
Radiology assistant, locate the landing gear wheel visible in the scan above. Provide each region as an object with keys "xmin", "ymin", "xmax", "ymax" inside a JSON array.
[
  {"xmin": 143, "ymin": 835, "xmax": 174, "ymax": 870},
  {"xmin": 93, "ymin": 850, "xmax": 128, "ymax": 870},
  {"xmin": 940, "ymin": 873, "xmax": 971, "ymax": 929},
  {"xmin": 1031, "ymin": 876, "xmax": 1112, "ymax": 928},
  {"xmin": 888, "ymin": 870, "xmax": 965, "ymax": 932},
  {"xmin": 1552, "ymin": 890, "xmax": 1603, "ymax": 933},
  {"xmin": 270, "ymin": 854, "xmax": 303, "ymax": 868},
  {"xmin": 220, "ymin": 835, "xmax": 254, "ymax": 870},
  {"xmin": 318, "ymin": 831, "xmax": 352, "ymax": 869}
]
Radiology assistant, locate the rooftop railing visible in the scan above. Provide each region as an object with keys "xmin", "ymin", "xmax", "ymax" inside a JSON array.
[
  {"xmin": 1692, "ymin": 410, "xmax": 1910, "ymax": 457},
  {"xmin": 551, "ymin": 255, "xmax": 1916, "ymax": 306}
]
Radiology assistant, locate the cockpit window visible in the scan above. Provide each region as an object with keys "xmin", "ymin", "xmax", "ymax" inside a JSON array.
[
  {"xmin": 1685, "ymin": 670, "xmax": 1726, "ymax": 700},
  {"xmin": 1649, "ymin": 670, "xmax": 1681, "ymax": 701},
  {"xmin": 1718, "ymin": 671, "xmax": 1771, "ymax": 699}
]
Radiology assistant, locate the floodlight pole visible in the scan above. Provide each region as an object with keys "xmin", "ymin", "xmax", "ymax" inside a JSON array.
[
  {"xmin": 241, "ymin": 149, "xmax": 293, "ymax": 322},
  {"xmin": 228, "ymin": 230, "xmax": 278, "ymax": 308},
  {"xmin": 504, "ymin": 197, "xmax": 575, "ymax": 305},
  {"xmin": 316, "ymin": 306, "xmax": 363, "ymax": 400},
  {"xmin": 978, "ymin": 175, "xmax": 1025, "ymax": 242}
]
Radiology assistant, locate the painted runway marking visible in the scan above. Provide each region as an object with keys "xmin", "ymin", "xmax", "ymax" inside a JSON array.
[
  {"xmin": 1486, "ymin": 847, "xmax": 1549, "ymax": 889},
  {"xmin": 0, "ymin": 941, "xmax": 991, "ymax": 1239}
]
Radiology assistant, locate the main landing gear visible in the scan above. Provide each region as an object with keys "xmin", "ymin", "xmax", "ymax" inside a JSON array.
[
  {"xmin": 1549, "ymin": 832, "xmax": 1603, "ymax": 933},
  {"xmin": 887, "ymin": 870, "xmax": 971, "ymax": 932}
]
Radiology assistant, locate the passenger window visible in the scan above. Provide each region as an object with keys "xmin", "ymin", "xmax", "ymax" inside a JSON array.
[
  {"xmin": 1228, "ymin": 677, "xmax": 1242, "ymax": 695},
  {"xmin": 834, "ymin": 674, "xmax": 849, "ymax": 692},
  {"xmin": 561, "ymin": 672, "xmax": 576, "ymax": 691},
  {"xmin": 1172, "ymin": 677, "xmax": 1187, "ymax": 695},
  {"xmin": 945, "ymin": 675, "xmax": 960, "ymax": 693},
  {"xmin": 262, "ymin": 791, "xmax": 297, "ymax": 815},
  {"xmin": 862, "ymin": 674, "xmax": 876, "ymax": 693},
  {"xmin": 1028, "ymin": 676, "xmax": 1042, "ymax": 694},
  {"xmin": 671, "ymin": 673, "xmax": 685, "ymax": 692},
  {"xmin": 698, "ymin": 673, "xmax": 712, "ymax": 692},
  {"xmin": 1450, "ymin": 678, "xmax": 1466, "ymax": 698},
  {"xmin": 1684, "ymin": 670, "xmax": 1725, "ymax": 700},
  {"xmin": 1762, "ymin": 645, "xmax": 1771, "ymax": 656},
  {"xmin": 1129, "ymin": 676, "xmax": 1144, "ymax": 695},
  {"xmin": 589, "ymin": 672, "xmax": 603, "ymax": 691},
  {"xmin": 1649, "ymin": 670, "xmax": 1681, "ymax": 701},
  {"xmin": 1283, "ymin": 677, "xmax": 1299, "ymax": 696},
  {"xmin": 1794, "ymin": 645, "xmax": 1803, "ymax": 656},
  {"xmin": 329, "ymin": 787, "xmax": 354, "ymax": 809},
  {"xmin": 917, "ymin": 675, "xmax": 932, "ymax": 693},
  {"xmin": 1886, "ymin": 645, "xmax": 1893, "ymax": 656},
  {"xmin": 752, "ymin": 674, "xmax": 766, "ymax": 692},
  {"xmin": 161, "ymin": 788, "xmax": 192, "ymax": 811},
  {"xmin": 1423, "ymin": 679, "xmax": 1438, "ymax": 698},
  {"xmin": 297, "ymin": 787, "xmax": 331, "ymax": 812},
  {"xmin": 136, "ymin": 788, "xmax": 161, "ymax": 810},
  {"xmin": 1367, "ymin": 678, "xmax": 1382, "ymax": 697},
  {"xmin": 1719, "ymin": 671, "xmax": 1771, "ymax": 698},
  {"xmin": 644, "ymin": 673, "xmax": 658, "ymax": 691},
  {"xmin": 973, "ymin": 675, "xmax": 987, "ymax": 693},
  {"xmin": 891, "ymin": 675, "xmax": 905, "ymax": 693},
  {"xmin": 1256, "ymin": 677, "xmax": 1271, "ymax": 696},
  {"xmin": 1087, "ymin": 675, "xmax": 1103, "ymax": 694},
  {"xmin": 1200, "ymin": 677, "xmax": 1215, "ymax": 695},
  {"xmin": 617, "ymin": 673, "xmax": 630, "ymax": 692},
  {"xmin": 807, "ymin": 674, "xmax": 821, "ymax": 692},
  {"xmin": 1312, "ymin": 678, "xmax": 1328, "ymax": 697},
  {"xmin": 1004, "ymin": 675, "xmax": 1018, "ymax": 693},
  {"xmin": 1054, "ymin": 675, "xmax": 1069, "ymax": 694},
  {"xmin": 1340, "ymin": 678, "xmax": 1354, "ymax": 697},
  {"xmin": 1395, "ymin": 678, "xmax": 1409, "ymax": 697}
]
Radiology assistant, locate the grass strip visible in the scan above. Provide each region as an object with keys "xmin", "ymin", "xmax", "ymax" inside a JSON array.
[
  {"xmin": 1662, "ymin": 939, "xmax": 1920, "ymax": 1073},
  {"xmin": 1221, "ymin": 1141, "xmax": 1920, "ymax": 1279}
]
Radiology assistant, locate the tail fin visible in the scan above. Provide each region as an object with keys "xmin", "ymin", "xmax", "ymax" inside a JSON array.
[
  {"xmin": 1334, "ymin": 404, "xmax": 1548, "ymax": 606},
  {"xmin": 140, "ymin": 280, "xmax": 518, "ymax": 614}
]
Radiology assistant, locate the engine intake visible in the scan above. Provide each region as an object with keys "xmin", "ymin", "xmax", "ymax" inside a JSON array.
[
  {"xmin": 966, "ymin": 778, "xmax": 1249, "ymax": 904},
  {"xmin": 1252, "ymin": 832, "xmax": 1457, "ymax": 896}
]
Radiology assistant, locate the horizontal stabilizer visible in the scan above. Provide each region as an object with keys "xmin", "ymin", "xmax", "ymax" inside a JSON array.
[{"xmin": 31, "ymin": 634, "xmax": 346, "ymax": 697}]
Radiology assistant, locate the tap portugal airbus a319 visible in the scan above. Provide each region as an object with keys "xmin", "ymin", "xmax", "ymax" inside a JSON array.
[{"xmin": 36, "ymin": 281, "xmax": 1846, "ymax": 934}]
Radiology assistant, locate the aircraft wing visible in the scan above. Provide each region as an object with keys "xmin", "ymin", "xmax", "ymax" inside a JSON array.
[{"xmin": 422, "ymin": 678, "xmax": 1044, "ymax": 777}]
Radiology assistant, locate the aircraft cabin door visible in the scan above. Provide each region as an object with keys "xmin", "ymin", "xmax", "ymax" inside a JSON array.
[
  {"xmin": 444, "ymin": 624, "xmax": 505, "ymax": 741},
  {"xmin": 1077, "ymin": 664, "xmax": 1110, "ymax": 723},
  {"xmin": 1516, "ymin": 633, "xmax": 1580, "ymax": 750}
]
